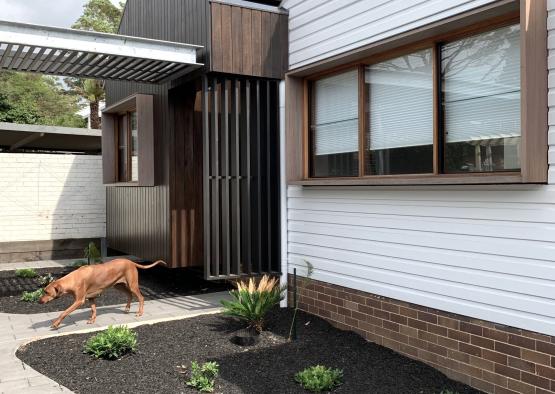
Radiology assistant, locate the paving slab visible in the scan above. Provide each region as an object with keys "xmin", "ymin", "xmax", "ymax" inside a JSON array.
[{"xmin": 0, "ymin": 291, "xmax": 229, "ymax": 394}]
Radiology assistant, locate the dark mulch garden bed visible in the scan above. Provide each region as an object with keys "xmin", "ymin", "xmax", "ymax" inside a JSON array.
[
  {"xmin": 17, "ymin": 308, "xmax": 482, "ymax": 394},
  {"xmin": 0, "ymin": 265, "xmax": 230, "ymax": 314}
]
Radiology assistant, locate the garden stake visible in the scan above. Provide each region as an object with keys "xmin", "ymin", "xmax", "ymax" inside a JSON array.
[{"xmin": 292, "ymin": 268, "xmax": 297, "ymax": 340}]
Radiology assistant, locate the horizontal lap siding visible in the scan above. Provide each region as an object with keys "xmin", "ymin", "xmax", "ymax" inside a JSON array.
[
  {"xmin": 287, "ymin": 184, "xmax": 555, "ymax": 336},
  {"xmin": 282, "ymin": 0, "xmax": 500, "ymax": 69}
]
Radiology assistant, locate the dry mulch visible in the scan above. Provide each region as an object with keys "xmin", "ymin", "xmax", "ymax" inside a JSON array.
[
  {"xmin": 17, "ymin": 308, "xmax": 482, "ymax": 394},
  {"xmin": 0, "ymin": 265, "xmax": 230, "ymax": 314}
]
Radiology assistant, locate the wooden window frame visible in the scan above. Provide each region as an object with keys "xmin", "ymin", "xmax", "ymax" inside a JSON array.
[
  {"xmin": 115, "ymin": 111, "xmax": 137, "ymax": 183},
  {"xmin": 288, "ymin": 1, "xmax": 547, "ymax": 186},
  {"xmin": 102, "ymin": 94, "xmax": 155, "ymax": 186}
]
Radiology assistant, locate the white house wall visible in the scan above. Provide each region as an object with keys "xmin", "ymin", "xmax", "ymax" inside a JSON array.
[
  {"xmin": 0, "ymin": 153, "xmax": 105, "ymax": 243},
  {"xmin": 285, "ymin": 1, "xmax": 555, "ymax": 336},
  {"xmin": 282, "ymin": 0, "xmax": 502, "ymax": 70}
]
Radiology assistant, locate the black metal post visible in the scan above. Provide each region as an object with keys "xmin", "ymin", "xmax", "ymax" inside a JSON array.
[{"xmin": 293, "ymin": 267, "xmax": 297, "ymax": 340}]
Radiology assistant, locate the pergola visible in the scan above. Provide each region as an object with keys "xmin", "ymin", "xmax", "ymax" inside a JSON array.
[{"xmin": 0, "ymin": 19, "xmax": 203, "ymax": 83}]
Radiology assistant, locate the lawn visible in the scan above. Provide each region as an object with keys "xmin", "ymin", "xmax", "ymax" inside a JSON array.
[{"xmin": 17, "ymin": 308, "xmax": 481, "ymax": 394}]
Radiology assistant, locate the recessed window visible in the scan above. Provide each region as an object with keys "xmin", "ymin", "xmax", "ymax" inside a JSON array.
[
  {"xmin": 116, "ymin": 110, "xmax": 138, "ymax": 182},
  {"xmin": 310, "ymin": 69, "xmax": 359, "ymax": 177},
  {"xmin": 365, "ymin": 48, "xmax": 434, "ymax": 175},
  {"xmin": 442, "ymin": 24, "xmax": 521, "ymax": 173},
  {"xmin": 306, "ymin": 22, "xmax": 522, "ymax": 180}
]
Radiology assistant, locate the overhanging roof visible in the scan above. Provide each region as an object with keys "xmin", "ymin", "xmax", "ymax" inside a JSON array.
[
  {"xmin": 0, "ymin": 122, "xmax": 101, "ymax": 152},
  {"xmin": 0, "ymin": 20, "xmax": 203, "ymax": 83}
]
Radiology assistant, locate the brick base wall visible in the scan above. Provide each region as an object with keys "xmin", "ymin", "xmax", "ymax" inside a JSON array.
[{"xmin": 288, "ymin": 276, "xmax": 555, "ymax": 394}]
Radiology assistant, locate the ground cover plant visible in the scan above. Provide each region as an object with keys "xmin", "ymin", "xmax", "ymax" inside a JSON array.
[
  {"xmin": 17, "ymin": 308, "xmax": 481, "ymax": 394},
  {"xmin": 15, "ymin": 268, "xmax": 38, "ymax": 278},
  {"xmin": 295, "ymin": 365, "xmax": 343, "ymax": 392},
  {"xmin": 184, "ymin": 361, "xmax": 219, "ymax": 393},
  {"xmin": 84, "ymin": 325, "xmax": 137, "ymax": 360},
  {"xmin": 84, "ymin": 242, "xmax": 101, "ymax": 265},
  {"xmin": 20, "ymin": 288, "xmax": 44, "ymax": 303},
  {"xmin": 221, "ymin": 275, "xmax": 286, "ymax": 333}
]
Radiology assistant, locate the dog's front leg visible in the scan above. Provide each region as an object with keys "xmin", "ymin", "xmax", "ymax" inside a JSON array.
[
  {"xmin": 87, "ymin": 298, "xmax": 97, "ymax": 324},
  {"xmin": 51, "ymin": 297, "xmax": 85, "ymax": 329}
]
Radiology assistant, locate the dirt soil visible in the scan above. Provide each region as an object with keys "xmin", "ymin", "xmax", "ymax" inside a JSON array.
[
  {"xmin": 0, "ymin": 265, "xmax": 230, "ymax": 314},
  {"xmin": 17, "ymin": 308, "xmax": 482, "ymax": 394}
]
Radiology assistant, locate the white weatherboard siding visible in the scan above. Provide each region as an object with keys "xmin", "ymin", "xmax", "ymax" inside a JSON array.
[
  {"xmin": 282, "ymin": 0, "xmax": 501, "ymax": 70},
  {"xmin": 0, "ymin": 154, "xmax": 105, "ymax": 242},
  {"xmin": 286, "ymin": 1, "xmax": 555, "ymax": 336}
]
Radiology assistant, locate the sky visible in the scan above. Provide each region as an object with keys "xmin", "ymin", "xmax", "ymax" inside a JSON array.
[{"xmin": 0, "ymin": 0, "xmax": 121, "ymax": 28}]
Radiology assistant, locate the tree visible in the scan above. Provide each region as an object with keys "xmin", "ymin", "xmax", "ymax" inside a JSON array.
[
  {"xmin": 68, "ymin": 0, "xmax": 126, "ymax": 129},
  {"xmin": 0, "ymin": 71, "xmax": 85, "ymax": 127}
]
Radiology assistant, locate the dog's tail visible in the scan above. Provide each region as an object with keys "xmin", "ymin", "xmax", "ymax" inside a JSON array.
[{"xmin": 134, "ymin": 260, "xmax": 167, "ymax": 269}]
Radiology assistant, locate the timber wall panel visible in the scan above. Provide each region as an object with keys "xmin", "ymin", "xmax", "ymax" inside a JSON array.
[{"xmin": 210, "ymin": 2, "xmax": 288, "ymax": 79}]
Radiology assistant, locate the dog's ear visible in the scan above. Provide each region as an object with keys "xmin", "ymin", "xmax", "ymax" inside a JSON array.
[{"xmin": 50, "ymin": 282, "xmax": 62, "ymax": 297}]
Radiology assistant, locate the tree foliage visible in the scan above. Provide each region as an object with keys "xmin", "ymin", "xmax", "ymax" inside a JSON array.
[
  {"xmin": 68, "ymin": 0, "xmax": 126, "ymax": 128},
  {"xmin": 72, "ymin": 0, "xmax": 126, "ymax": 33},
  {"xmin": 0, "ymin": 71, "xmax": 86, "ymax": 127}
]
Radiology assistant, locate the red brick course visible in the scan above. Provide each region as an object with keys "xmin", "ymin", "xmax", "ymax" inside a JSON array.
[{"xmin": 288, "ymin": 276, "xmax": 555, "ymax": 394}]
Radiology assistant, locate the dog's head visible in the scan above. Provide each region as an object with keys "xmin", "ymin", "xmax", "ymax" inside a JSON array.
[{"xmin": 39, "ymin": 281, "xmax": 62, "ymax": 304}]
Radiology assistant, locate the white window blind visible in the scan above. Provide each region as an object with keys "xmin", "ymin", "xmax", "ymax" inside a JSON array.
[
  {"xmin": 366, "ymin": 49, "xmax": 433, "ymax": 151},
  {"xmin": 443, "ymin": 24, "xmax": 521, "ymax": 143},
  {"xmin": 311, "ymin": 69, "xmax": 359, "ymax": 156}
]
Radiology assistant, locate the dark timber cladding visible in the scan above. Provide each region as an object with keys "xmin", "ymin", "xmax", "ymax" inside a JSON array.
[
  {"xmin": 203, "ymin": 75, "xmax": 280, "ymax": 279},
  {"xmin": 104, "ymin": 0, "xmax": 210, "ymax": 264},
  {"xmin": 210, "ymin": 1, "xmax": 288, "ymax": 79}
]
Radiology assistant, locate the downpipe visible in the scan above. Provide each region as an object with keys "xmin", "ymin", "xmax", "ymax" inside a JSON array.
[{"xmin": 279, "ymin": 80, "xmax": 288, "ymax": 308}]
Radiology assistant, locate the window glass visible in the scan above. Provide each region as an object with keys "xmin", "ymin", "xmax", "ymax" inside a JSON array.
[
  {"xmin": 117, "ymin": 114, "xmax": 128, "ymax": 182},
  {"xmin": 365, "ymin": 48, "xmax": 434, "ymax": 175},
  {"xmin": 310, "ymin": 69, "xmax": 359, "ymax": 177},
  {"xmin": 442, "ymin": 24, "xmax": 521, "ymax": 173},
  {"xmin": 130, "ymin": 111, "xmax": 139, "ymax": 182}
]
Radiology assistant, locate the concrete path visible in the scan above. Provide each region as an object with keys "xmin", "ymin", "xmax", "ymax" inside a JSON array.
[
  {"xmin": 0, "ymin": 259, "xmax": 229, "ymax": 394},
  {"xmin": 0, "ymin": 258, "xmax": 76, "ymax": 272}
]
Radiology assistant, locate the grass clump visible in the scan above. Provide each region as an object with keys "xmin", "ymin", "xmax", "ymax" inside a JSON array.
[
  {"xmin": 185, "ymin": 361, "xmax": 219, "ymax": 393},
  {"xmin": 21, "ymin": 288, "xmax": 44, "ymax": 302},
  {"xmin": 15, "ymin": 268, "xmax": 38, "ymax": 278},
  {"xmin": 221, "ymin": 275, "xmax": 286, "ymax": 333},
  {"xmin": 83, "ymin": 325, "xmax": 137, "ymax": 360},
  {"xmin": 294, "ymin": 365, "xmax": 343, "ymax": 392}
]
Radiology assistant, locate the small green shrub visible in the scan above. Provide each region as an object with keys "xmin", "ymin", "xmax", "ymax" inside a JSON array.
[
  {"xmin": 38, "ymin": 273, "xmax": 54, "ymax": 287},
  {"xmin": 15, "ymin": 268, "xmax": 38, "ymax": 278},
  {"xmin": 21, "ymin": 288, "xmax": 44, "ymax": 302},
  {"xmin": 221, "ymin": 275, "xmax": 286, "ymax": 332},
  {"xmin": 294, "ymin": 365, "xmax": 343, "ymax": 392},
  {"xmin": 83, "ymin": 325, "xmax": 137, "ymax": 360},
  {"xmin": 185, "ymin": 361, "xmax": 219, "ymax": 393},
  {"xmin": 84, "ymin": 242, "xmax": 101, "ymax": 264}
]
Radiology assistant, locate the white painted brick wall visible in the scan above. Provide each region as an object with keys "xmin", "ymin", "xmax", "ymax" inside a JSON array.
[{"xmin": 0, "ymin": 153, "xmax": 105, "ymax": 242}]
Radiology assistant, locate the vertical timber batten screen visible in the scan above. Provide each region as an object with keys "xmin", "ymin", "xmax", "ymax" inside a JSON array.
[{"xmin": 202, "ymin": 74, "xmax": 280, "ymax": 279}]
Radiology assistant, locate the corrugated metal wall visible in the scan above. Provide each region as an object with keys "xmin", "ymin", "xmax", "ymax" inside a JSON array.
[
  {"xmin": 281, "ymin": 0, "xmax": 501, "ymax": 70},
  {"xmin": 104, "ymin": 0, "xmax": 210, "ymax": 262},
  {"xmin": 284, "ymin": 1, "xmax": 555, "ymax": 336}
]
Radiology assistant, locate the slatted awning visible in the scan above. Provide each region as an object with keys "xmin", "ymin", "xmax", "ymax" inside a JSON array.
[{"xmin": 0, "ymin": 20, "xmax": 203, "ymax": 83}]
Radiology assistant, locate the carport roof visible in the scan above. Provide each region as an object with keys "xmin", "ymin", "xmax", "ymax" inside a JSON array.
[
  {"xmin": 0, "ymin": 20, "xmax": 203, "ymax": 84},
  {"xmin": 0, "ymin": 122, "xmax": 101, "ymax": 153}
]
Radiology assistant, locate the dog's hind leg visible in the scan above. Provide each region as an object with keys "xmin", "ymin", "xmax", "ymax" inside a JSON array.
[
  {"xmin": 128, "ymin": 283, "xmax": 145, "ymax": 317},
  {"xmin": 87, "ymin": 298, "xmax": 97, "ymax": 324}
]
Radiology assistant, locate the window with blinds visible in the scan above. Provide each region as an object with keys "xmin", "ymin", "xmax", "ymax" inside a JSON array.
[
  {"xmin": 310, "ymin": 69, "xmax": 359, "ymax": 177},
  {"xmin": 443, "ymin": 24, "xmax": 521, "ymax": 173},
  {"xmin": 365, "ymin": 49, "xmax": 433, "ymax": 175},
  {"xmin": 307, "ymin": 22, "xmax": 522, "ymax": 179}
]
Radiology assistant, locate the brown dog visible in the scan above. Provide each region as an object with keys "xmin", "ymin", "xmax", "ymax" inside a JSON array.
[{"xmin": 39, "ymin": 258, "xmax": 166, "ymax": 329}]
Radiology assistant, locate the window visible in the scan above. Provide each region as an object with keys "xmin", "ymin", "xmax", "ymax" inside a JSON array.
[
  {"xmin": 310, "ymin": 69, "xmax": 359, "ymax": 177},
  {"xmin": 305, "ymin": 19, "xmax": 534, "ymax": 183},
  {"xmin": 365, "ymin": 48, "xmax": 434, "ymax": 175},
  {"xmin": 115, "ymin": 111, "xmax": 138, "ymax": 182},
  {"xmin": 442, "ymin": 24, "xmax": 521, "ymax": 173}
]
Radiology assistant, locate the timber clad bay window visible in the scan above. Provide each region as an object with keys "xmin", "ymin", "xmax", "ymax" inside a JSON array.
[
  {"xmin": 102, "ymin": 94, "xmax": 155, "ymax": 186},
  {"xmin": 293, "ymin": 8, "xmax": 548, "ymax": 185}
]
